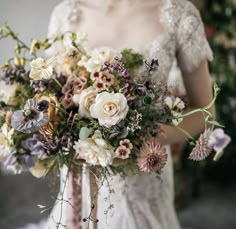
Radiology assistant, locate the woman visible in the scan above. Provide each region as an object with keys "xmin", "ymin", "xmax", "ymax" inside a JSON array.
[{"xmin": 47, "ymin": 0, "xmax": 214, "ymax": 228}]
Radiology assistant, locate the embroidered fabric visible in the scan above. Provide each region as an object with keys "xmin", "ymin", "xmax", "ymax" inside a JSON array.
[{"xmin": 45, "ymin": 1, "xmax": 213, "ymax": 229}]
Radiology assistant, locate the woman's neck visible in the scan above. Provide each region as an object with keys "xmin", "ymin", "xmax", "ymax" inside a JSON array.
[{"xmin": 76, "ymin": 0, "xmax": 157, "ymax": 11}]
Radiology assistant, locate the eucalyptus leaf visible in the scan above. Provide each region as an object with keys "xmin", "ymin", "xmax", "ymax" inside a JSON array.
[{"xmin": 79, "ymin": 127, "xmax": 93, "ymax": 140}]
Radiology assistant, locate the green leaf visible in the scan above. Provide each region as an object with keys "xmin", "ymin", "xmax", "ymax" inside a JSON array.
[
  {"xmin": 207, "ymin": 119, "xmax": 225, "ymax": 128},
  {"xmin": 79, "ymin": 127, "xmax": 93, "ymax": 140}
]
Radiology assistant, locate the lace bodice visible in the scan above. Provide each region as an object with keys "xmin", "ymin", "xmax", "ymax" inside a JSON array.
[
  {"xmin": 47, "ymin": 0, "xmax": 213, "ymax": 80},
  {"xmin": 46, "ymin": 1, "xmax": 213, "ymax": 229}
]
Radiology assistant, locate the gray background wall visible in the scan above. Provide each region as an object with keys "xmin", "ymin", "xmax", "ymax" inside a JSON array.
[{"xmin": 0, "ymin": 0, "xmax": 62, "ymax": 63}]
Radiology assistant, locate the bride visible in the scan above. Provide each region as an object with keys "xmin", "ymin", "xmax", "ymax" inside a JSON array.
[{"xmin": 46, "ymin": 0, "xmax": 214, "ymax": 228}]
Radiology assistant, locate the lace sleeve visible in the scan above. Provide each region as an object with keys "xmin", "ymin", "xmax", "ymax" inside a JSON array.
[
  {"xmin": 46, "ymin": 1, "xmax": 75, "ymax": 56},
  {"xmin": 176, "ymin": 1, "xmax": 213, "ymax": 73}
]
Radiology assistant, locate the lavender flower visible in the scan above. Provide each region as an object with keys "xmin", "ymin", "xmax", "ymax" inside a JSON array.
[
  {"xmin": 208, "ymin": 128, "xmax": 231, "ymax": 161},
  {"xmin": 11, "ymin": 99, "xmax": 49, "ymax": 133},
  {"xmin": 22, "ymin": 135, "xmax": 47, "ymax": 159},
  {"xmin": 20, "ymin": 155, "xmax": 36, "ymax": 168},
  {"xmin": 3, "ymin": 153, "xmax": 23, "ymax": 174}
]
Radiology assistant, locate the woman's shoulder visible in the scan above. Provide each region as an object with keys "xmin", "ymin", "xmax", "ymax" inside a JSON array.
[
  {"xmin": 48, "ymin": 1, "xmax": 80, "ymax": 37},
  {"xmin": 162, "ymin": 0, "xmax": 202, "ymax": 30}
]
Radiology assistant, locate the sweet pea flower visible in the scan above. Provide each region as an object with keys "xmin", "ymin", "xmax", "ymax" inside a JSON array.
[{"xmin": 208, "ymin": 128, "xmax": 231, "ymax": 161}]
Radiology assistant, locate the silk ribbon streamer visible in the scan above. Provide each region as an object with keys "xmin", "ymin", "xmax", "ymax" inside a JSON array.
[{"xmin": 66, "ymin": 164, "xmax": 93, "ymax": 229}]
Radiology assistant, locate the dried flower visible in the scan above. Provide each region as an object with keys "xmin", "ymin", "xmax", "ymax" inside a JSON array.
[
  {"xmin": 11, "ymin": 99, "xmax": 49, "ymax": 133},
  {"xmin": 189, "ymin": 129, "xmax": 212, "ymax": 161},
  {"xmin": 3, "ymin": 65, "xmax": 27, "ymax": 84},
  {"xmin": 30, "ymin": 79, "xmax": 54, "ymax": 92},
  {"xmin": 208, "ymin": 128, "xmax": 231, "ymax": 161},
  {"xmin": 137, "ymin": 139, "xmax": 168, "ymax": 174},
  {"xmin": 115, "ymin": 145, "xmax": 131, "ymax": 159},
  {"xmin": 61, "ymin": 76, "xmax": 88, "ymax": 108},
  {"xmin": 127, "ymin": 110, "xmax": 142, "ymax": 133}
]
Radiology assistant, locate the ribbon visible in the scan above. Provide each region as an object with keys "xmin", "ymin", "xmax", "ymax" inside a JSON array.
[{"xmin": 66, "ymin": 164, "xmax": 95, "ymax": 229}]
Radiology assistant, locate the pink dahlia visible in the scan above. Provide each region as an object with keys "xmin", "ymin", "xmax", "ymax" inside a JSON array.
[{"xmin": 137, "ymin": 140, "xmax": 168, "ymax": 174}]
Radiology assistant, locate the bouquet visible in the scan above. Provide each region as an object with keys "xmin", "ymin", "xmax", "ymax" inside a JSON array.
[{"xmin": 0, "ymin": 24, "xmax": 231, "ymax": 225}]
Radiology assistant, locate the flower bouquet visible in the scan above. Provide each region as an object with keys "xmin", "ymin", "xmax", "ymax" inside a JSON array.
[{"xmin": 0, "ymin": 24, "xmax": 231, "ymax": 225}]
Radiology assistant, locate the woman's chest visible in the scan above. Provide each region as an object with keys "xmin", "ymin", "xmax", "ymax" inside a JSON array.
[{"xmin": 76, "ymin": 5, "xmax": 166, "ymax": 51}]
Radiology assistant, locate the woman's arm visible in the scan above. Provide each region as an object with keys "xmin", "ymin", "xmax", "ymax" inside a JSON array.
[{"xmin": 159, "ymin": 59, "xmax": 215, "ymax": 145}]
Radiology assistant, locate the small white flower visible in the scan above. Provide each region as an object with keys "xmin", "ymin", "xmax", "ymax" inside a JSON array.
[
  {"xmin": 81, "ymin": 47, "xmax": 121, "ymax": 73},
  {"xmin": 0, "ymin": 123, "xmax": 14, "ymax": 145},
  {"xmin": 171, "ymin": 111, "xmax": 183, "ymax": 126},
  {"xmin": 73, "ymin": 130, "xmax": 114, "ymax": 167},
  {"xmin": 165, "ymin": 96, "xmax": 185, "ymax": 126},
  {"xmin": 73, "ymin": 87, "xmax": 97, "ymax": 119},
  {"xmin": 0, "ymin": 81, "xmax": 18, "ymax": 105},
  {"xmin": 90, "ymin": 92, "xmax": 129, "ymax": 128},
  {"xmin": 165, "ymin": 96, "xmax": 185, "ymax": 110},
  {"xmin": 0, "ymin": 123, "xmax": 15, "ymax": 160},
  {"xmin": 29, "ymin": 57, "xmax": 56, "ymax": 80}
]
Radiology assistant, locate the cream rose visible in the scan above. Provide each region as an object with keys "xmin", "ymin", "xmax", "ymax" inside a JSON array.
[
  {"xmin": 81, "ymin": 47, "xmax": 121, "ymax": 73},
  {"xmin": 29, "ymin": 57, "xmax": 56, "ymax": 80},
  {"xmin": 73, "ymin": 130, "xmax": 114, "ymax": 167},
  {"xmin": 73, "ymin": 87, "xmax": 97, "ymax": 119},
  {"xmin": 90, "ymin": 92, "xmax": 129, "ymax": 128}
]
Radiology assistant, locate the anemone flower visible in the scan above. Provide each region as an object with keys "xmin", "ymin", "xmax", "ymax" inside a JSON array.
[{"xmin": 11, "ymin": 99, "xmax": 49, "ymax": 134}]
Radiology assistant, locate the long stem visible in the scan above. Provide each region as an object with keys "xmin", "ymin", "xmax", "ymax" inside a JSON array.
[
  {"xmin": 174, "ymin": 125, "xmax": 195, "ymax": 140},
  {"xmin": 53, "ymin": 77, "xmax": 63, "ymax": 88}
]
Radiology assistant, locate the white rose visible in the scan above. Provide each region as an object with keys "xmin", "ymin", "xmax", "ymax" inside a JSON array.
[
  {"xmin": 73, "ymin": 130, "xmax": 114, "ymax": 167},
  {"xmin": 82, "ymin": 47, "xmax": 121, "ymax": 73},
  {"xmin": 90, "ymin": 92, "xmax": 129, "ymax": 128},
  {"xmin": 0, "ymin": 81, "xmax": 18, "ymax": 105},
  {"xmin": 29, "ymin": 57, "xmax": 56, "ymax": 80},
  {"xmin": 73, "ymin": 87, "xmax": 97, "ymax": 119}
]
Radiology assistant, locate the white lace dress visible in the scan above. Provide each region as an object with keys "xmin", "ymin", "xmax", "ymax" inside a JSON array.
[{"xmin": 45, "ymin": 0, "xmax": 213, "ymax": 229}]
